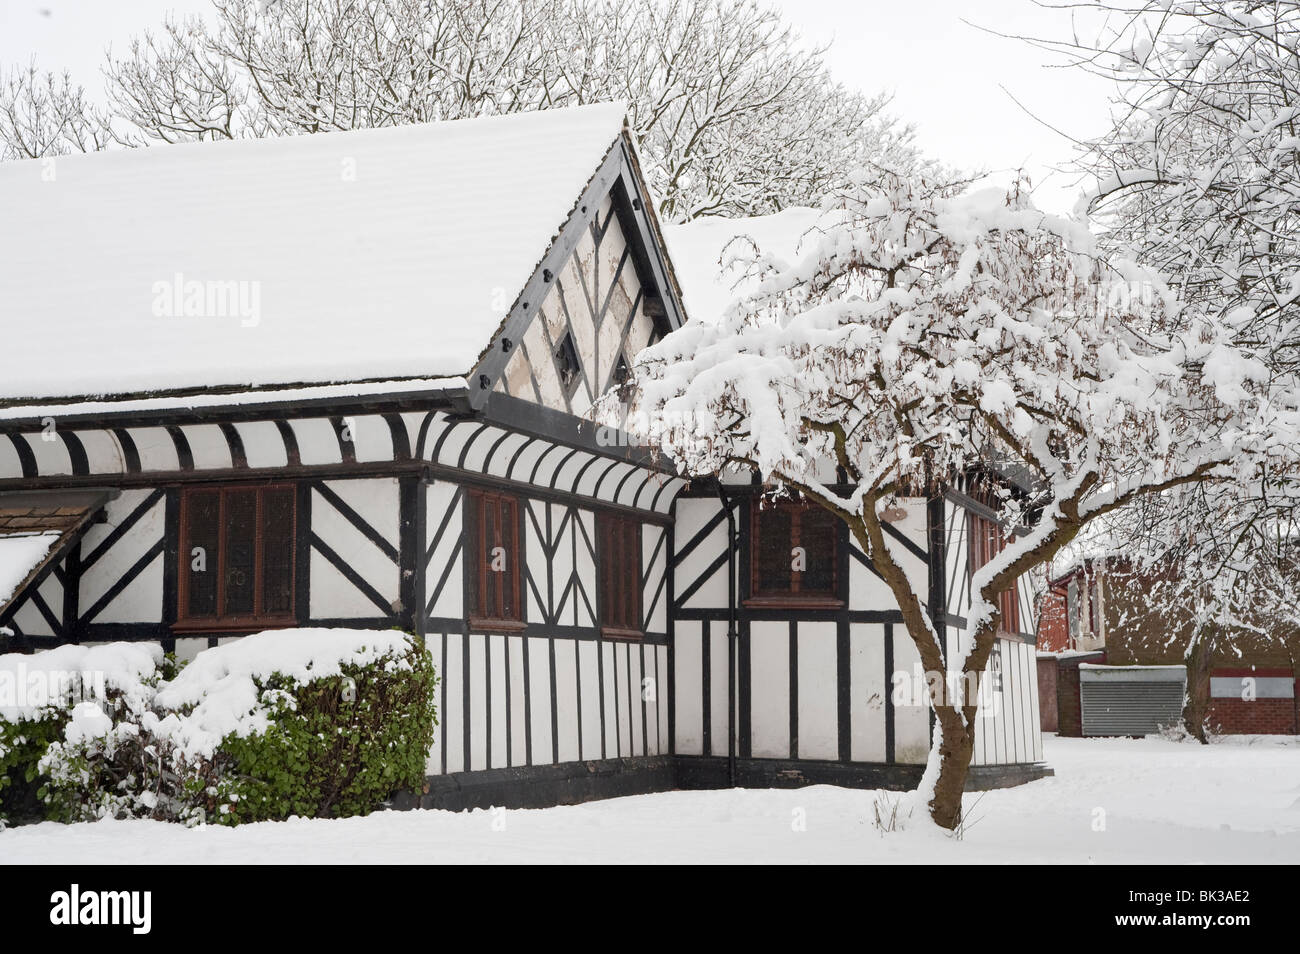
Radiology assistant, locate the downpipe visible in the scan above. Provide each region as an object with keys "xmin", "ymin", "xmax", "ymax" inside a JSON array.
[{"xmin": 716, "ymin": 481, "xmax": 738, "ymax": 788}]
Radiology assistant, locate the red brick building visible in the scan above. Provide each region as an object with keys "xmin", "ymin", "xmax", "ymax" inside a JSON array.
[{"xmin": 1036, "ymin": 558, "xmax": 1300, "ymax": 736}]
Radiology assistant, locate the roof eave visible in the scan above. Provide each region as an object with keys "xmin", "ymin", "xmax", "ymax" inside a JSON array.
[{"xmin": 0, "ymin": 380, "xmax": 471, "ymax": 433}]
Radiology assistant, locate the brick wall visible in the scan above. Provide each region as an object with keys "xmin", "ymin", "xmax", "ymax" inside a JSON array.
[
  {"xmin": 1037, "ymin": 655, "xmax": 1059, "ymax": 732},
  {"xmin": 1037, "ymin": 587, "xmax": 1070, "ymax": 653},
  {"xmin": 1104, "ymin": 565, "xmax": 1300, "ymax": 670},
  {"xmin": 1207, "ymin": 697, "xmax": 1298, "ymax": 734},
  {"xmin": 1206, "ymin": 669, "xmax": 1299, "ymax": 735},
  {"xmin": 1098, "ymin": 563, "xmax": 1300, "ymax": 735},
  {"xmin": 1054, "ymin": 652, "xmax": 1106, "ymax": 738}
]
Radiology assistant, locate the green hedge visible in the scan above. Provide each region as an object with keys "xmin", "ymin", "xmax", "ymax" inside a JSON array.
[
  {"xmin": 5, "ymin": 631, "xmax": 438, "ymax": 827},
  {"xmin": 205, "ymin": 637, "xmax": 439, "ymax": 824},
  {"xmin": 0, "ymin": 712, "xmax": 66, "ymax": 826}
]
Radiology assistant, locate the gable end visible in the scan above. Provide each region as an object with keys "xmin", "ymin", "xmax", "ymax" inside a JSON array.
[{"xmin": 469, "ymin": 135, "xmax": 686, "ymax": 414}]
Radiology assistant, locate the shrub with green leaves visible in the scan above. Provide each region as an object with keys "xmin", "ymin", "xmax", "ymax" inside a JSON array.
[
  {"xmin": 155, "ymin": 628, "xmax": 437, "ymax": 826},
  {"xmin": 201, "ymin": 638, "xmax": 438, "ymax": 824},
  {"xmin": 0, "ymin": 711, "xmax": 65, "ymax": 826},
  {"xmin": 0, "ymin": 642, "xmax": 166, "ymax": 827},
  {"xmin": 8, "ymin": 630, "xmax": 437, "ymax": 827}
]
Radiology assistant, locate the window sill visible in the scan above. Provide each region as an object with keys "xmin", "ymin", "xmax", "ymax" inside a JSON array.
[
  {"xmin": 468, "ymin": 617, "xmax": 528, "ymax": 634},
  {"xmin": 171, "ymin": 617, "xmax": 298, "ymax": 635},
  {"xmin": 600, "ymin": 626, "xmax": 644, "ymax": 642},
  {"xmin": 743, "ymin": 596, "xmax": 845, "ymax": 610}
]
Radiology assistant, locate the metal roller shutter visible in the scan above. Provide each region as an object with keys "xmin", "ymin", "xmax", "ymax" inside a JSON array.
[{"xmin": 1080, "ymin": 665, "xmax": 1186, "ymax": 737}]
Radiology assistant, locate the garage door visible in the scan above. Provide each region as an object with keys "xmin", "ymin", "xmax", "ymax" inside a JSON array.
[{"xmin": 1080, "ymin": 665, "xmax": 1186, "ymax": 736}]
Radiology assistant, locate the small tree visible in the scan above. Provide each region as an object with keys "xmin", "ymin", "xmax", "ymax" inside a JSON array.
[{"xmin": 612, "ymin": 172, "xmax": 1295, "ymax": 829}]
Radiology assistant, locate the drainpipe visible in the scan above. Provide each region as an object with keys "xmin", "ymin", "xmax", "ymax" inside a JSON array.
[{"xmin": 716, "ymin": 481, "xmax": 738, "ymax": 788}]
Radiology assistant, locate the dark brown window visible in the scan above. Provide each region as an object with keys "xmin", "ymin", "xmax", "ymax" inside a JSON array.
[
  {"xmin": 177, "ymin": 484, "xmax": 297, "ymax": 630},
  {"xmin": 466, "ymin": 488, "xmax": 524, "ymax": 629},
  {"xmin": 969, "ymin": 513, "xmax": 1020, "ymax": 634},
  {"xmin": 748, "ymin": 498, "xmax": 840, "ymax": 607},
  {"xmin": 555, "ymin": 331, "xmax": 582, "ymax": 396},
  {"xmin": 598, "ymin": 513, "xmax": 641, "ymax": 638}
]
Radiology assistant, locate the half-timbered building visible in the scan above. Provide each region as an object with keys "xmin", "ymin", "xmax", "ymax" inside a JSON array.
[{"xmin": 0, "ymin": 103, "xmax": 1047, "ymax": 809}]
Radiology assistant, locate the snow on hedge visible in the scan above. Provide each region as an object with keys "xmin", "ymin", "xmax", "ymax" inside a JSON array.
[
  {"xmin": 0, "ymin": 641, "xmax": 162, "ymax": 723},
  {"xmin": 153, "ymin": 628, "xmax": 416, "ymax": 757}
]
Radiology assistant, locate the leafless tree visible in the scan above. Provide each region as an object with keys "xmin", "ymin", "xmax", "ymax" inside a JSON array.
[
  {"xmin": 0, "ymin": 0, "xmax": 928, "ymax": 221},
  {"xmin": 0, "ymin": 63, "xmax": 111, "ymax": 160}
]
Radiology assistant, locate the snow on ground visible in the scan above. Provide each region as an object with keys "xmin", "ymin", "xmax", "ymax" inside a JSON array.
[{"xmin": 2, "ymin": 735, "xmax": 1296, "ymax": 864}]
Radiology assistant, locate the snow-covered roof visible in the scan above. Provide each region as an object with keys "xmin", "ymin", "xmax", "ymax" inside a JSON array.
[
  {"xmin": 0, "ymin": 490, "xmax": 116, "ymax": 615},
  {"xmin": 663, "ymin": 207, "xmax": 824, "ymax": 325},
  {"xmin": 0, "ymin": 532, "xmax": 60, "ymax": 608},
  {"xmin": 0, "ymin": 102, "xmax": 628, "ymax": 404},
  {"xmin": 0, "ymin": 377, "xmax": 466, "ymax": 424}
]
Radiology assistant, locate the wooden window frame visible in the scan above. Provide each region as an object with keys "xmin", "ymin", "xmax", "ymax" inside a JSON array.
[
  {"xmin": 465, "ymin": 487, "xmax": 526, "ymax": 633},
  {"xmin": 175, "ymin": 483, "xmax": 298, "ymax": 633},
  {"xmin": 745, "ymin": 497, "xmax": 843, "ymax": 609},
  {"xmin": 555, "ymin": 330, "xmax": 583, "ymax": 399},
  {"xmin": 598, "ymin": 512, "xmax": 643, "ymax": 640},
  {"xmin": 1086, "ymin": 577, "xmax": 1099, "ymax": 635},
  {"xmin": 968, "ymin": 512, "xmax": 1021, "ymax": 635},
  {"xmin": 1066, "ymin": 577, "xmax": 1082, "ymax": 637}
]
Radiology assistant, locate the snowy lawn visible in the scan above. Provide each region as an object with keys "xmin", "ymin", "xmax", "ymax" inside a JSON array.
[{"xmin": 2, "ymin": 735, "xmax": 1296, "ymax": 864}]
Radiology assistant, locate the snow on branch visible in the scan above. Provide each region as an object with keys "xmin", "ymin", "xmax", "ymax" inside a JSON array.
[
  {"xmin": 1028, "ymin": 0, "xmax": 1300, "ymax": 634},
  {"xmin": 622, "ymin": 172, "xmax": 1288, "ymax": 523}
]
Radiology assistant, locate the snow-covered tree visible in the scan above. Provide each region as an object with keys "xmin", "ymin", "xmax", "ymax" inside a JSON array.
[
  {"xmin": 610, "ymin": 172, "xmax": 1297, "ymax": 829},
  {"xmin": 103, "ymin": 16, "xmax": 248, "ymax": 144},
  {"xmin": 541, "ymin": 0, "xmax": 926, "ymax": 220},
  {"xmin": 0, "ymin": 0, "xmax": 927, "ymax": 221},
  {"xmin": 1092, "ymin": 484, "xmax": 1300, "ymax": 739},
  {"xmin": 1030, "ymin": 0, "xmax": 1300, "ymax": 719},
  {"xmin": 1047, "ymin": 0, "xmax": 1300, "ymax": 363},
  {"xmin": 0, "ymin": 63, "xmax": 111, "ymax": 160}
]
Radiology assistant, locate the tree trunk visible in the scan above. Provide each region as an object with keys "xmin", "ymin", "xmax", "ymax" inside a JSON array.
[
  {"xmin": 926, "ymin": 710, "xmax": 978, "ymax": 830},
  {"xmin": 1182, "ymin": 630, "xmax": 1212, "ymax": 743},
  {"xmin": 845, "ymin": 510, "xmax": 995, "ymax": 831}
]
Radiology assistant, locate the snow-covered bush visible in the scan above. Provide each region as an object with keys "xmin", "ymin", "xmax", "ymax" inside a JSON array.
[
  {"xmin": 38, "ymin": 696, "xmax": 203, "ymax": 824},
  {"xmin": 23, "ymin": 629, "xmax": 437, "ymax": 826},
  {"xmin": 0, "ymin": 642, "xmax": 164, "ymax": 826},
  {"xmin": 153, "ymin": 629, "xmax": 438, "ymax": 825}
]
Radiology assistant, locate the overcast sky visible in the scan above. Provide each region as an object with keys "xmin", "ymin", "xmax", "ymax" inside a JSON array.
[{"xmin": 0, "ymin": 0, "xmax": 1121, "ymax": 213}]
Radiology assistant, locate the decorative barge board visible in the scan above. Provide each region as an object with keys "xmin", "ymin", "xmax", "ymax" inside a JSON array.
[{"xmin": 0, "ymin": 102, "xmax": 1048, "ymax": 810}]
